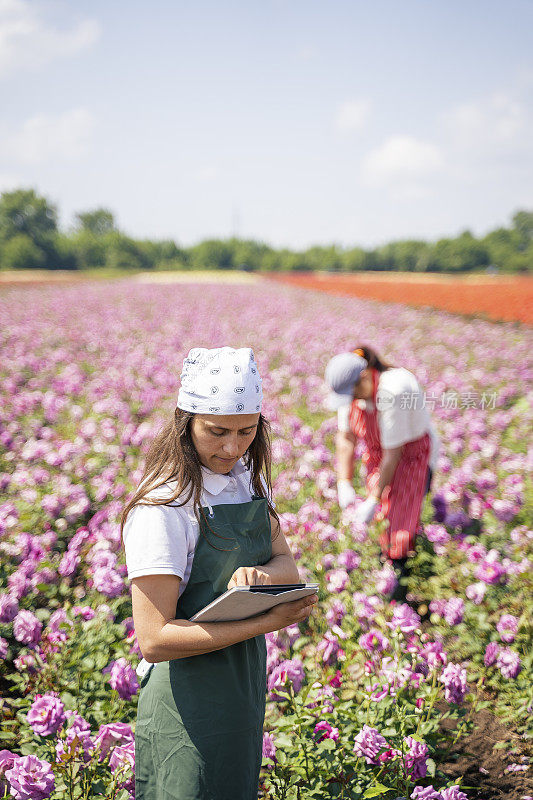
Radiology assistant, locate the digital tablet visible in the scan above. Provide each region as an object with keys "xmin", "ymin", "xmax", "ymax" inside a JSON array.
[{"xmin": 190, "ymin": 583, "xmax": 319, "ymax": 623}]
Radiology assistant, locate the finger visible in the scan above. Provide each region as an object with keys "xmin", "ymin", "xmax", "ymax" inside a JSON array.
[
  {"xmin": 244, "ymin": 568, "xmax": 256, "ymax": 586},
  {"xmin": 252, "ymin": 570, "xmax": 269, "ymax": 586},
  {"xmin": 291, "ymin": 608, "xmax": 311, "ymax": 626},
  {"xmin": 229, "ymin": 569, "xmax": 244, "ymax": 588},
  {"xmin": 290, "ymin": 595, "xmax": 315, "ymax": 610},
  {"xmin": 228, "ymin": 569, "xmax": 239, "ymax": 586},
  {"xmin": 279, "ymin": 594, "xmax": 316, "ymax": 615},
  {"xmin": 301, "ymin": 594, "xmax": 318, "ymax": 607},
  {"xmin": 245, "ymin": 569, "xmax": 257, "ymax": 586}
]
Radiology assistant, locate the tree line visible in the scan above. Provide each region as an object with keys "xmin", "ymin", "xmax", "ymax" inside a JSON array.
[{"xmin": 0, "ymin": 188, "xmax": 531, "ymax": 273}]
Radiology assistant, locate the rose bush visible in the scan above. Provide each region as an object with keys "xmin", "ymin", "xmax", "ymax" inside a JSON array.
[{"xmin": 0, "ymin": 279, "xmax": 531, "ymax": 799}]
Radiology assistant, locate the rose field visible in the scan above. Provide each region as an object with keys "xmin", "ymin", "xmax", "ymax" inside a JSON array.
[
  {"xmin": 0, "ymin": 277, "xmax": 532, "ymax": 800},
  {"xmin": 268, "ymin": 273, "xmax": 533, "ymax": 326}
]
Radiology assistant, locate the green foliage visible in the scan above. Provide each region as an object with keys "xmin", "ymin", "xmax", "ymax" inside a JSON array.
[
  {"xmin": 275, "ymin": 249, "xmax": 313, "ymax": 272},
  {"xmin": 302, "ymin": 246, "xmax": 344, "ymax": 272},
  {"xmin": 512, "ymin": 209, "xmax": 533, "ymax": 245},
  {"xmin": 341, "ymin": 247, "xmax": 369, "ymax": 272},
  {"xmin": 0, "ymin": 234, "xmax": 47, "ymax": 269},
  {"xmin": 482, "ymin": 227, "xmax": 520, "ymax": 272},
  {"xmin": 53, "ymin": 234, "xmax": 79, "ymax": 270},
  {"xmin": 0, "ymin": 189, "xmax": 60, "ymax": 270},
  {"xmin": 0, "ymin": 188, "xmax": 57, "ymax": 245},
  {"xmin": 74, "ymin": 208, "xmax": 116, "ymax": 237},
  {"xmin": 138, "ymin": 238, "xmax": 189, "ymax": 269},
  {"xmin": 189, "ymin": 239, "xmax": 235, "ymax": 269},
  {"xmin": 69, "ymin": 231, "xmax": 107, "ymax": 269},
  {"xmin": 104, "ymin": 232, "xmax": 153, "ymax": 271},
  {"xmin": 373, "ymin": 240, "xmax": 431, "ymax": 272},
  {"xmin": 427, "ymin": 231, "xmax": 490, "ymax": 272},
  {"xmin": 0, "ymin": 187, "xmax": 531, "ymax": 273}
]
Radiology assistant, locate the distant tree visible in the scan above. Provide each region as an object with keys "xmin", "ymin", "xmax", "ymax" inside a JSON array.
[
  {"xmin": 301, "ymin": 245, "xmax": 343, "ymax": 271},
  {"xmin": 0, "ymin": 234, "xmax": 47, "ymax": 269},
  {"xmin": 0, "ymin": 189, "xmax": 64, "ymax": 269},
  {"xmin": 375, "ymin": 240, "xmax": 430, "ymax": 272},
  {"xmin": 136, "ymin": 240, "xmax": 162, "ymax": 269},
  {"xmin": 428, "ymin": 232, "xmax": 489, "ymax": 272},
  {"xmin": 74, "ymin": 208, "xmax": 116, "ymax": 237},
  {"xmin": 54, "ymin": 234, "xmax": 79, "ymax": 270},
  {"xmin": 373, "ymin": 243, "xmax": 393, "ymax": 270},
  {"xmin": 70, "ymin": 231, "xmax": 107, "ymax": 269},
  {"xmin": 0, "ymin": 189, "xmax": 57, "ymax": 242},
  {"xmin": 136, "ymin": 239, "xmax": 189, "ymax": 269},
  {"xmin": 228, "ymin": 238, "xmax": 273, "ymax": 270},
  {"xmin": 511, "ymin": 210, "xmax": 533, "ymax": 248},
  {"xmin": 157, "ymin": 239, "xmax": 187, "ymax": 264},
  {"xmin": 482, "ymin": 228, "xmax": 518, "ymax": 272},
  {"xmin": 105, "ymin": 233, "xmax": 152, "ymax": 271},
  {"xmin": 274, "ymin": 249, "xmax": 311, "ymax": 271},
  {"xmin": 504, "ymin": 248, "xmax": 533, "ymax": 272},
  {"xmin": 189, "ymin": 240, "xmax": 234, "ymax": 269},
  {"xmin": 363, "ymin": 250, "xmax": 380, "ymax": 271},
  {"xmin": 258, "ymin": 248, "xmax": 282, "ymax": 271},
  {"xmin": 2, "ymin": 186, "xmax": 530, "ymax": 274},
  {"xmin": 70, "ymin": 208, "xmax": 113, "ymax": 270},
  {"xmin": 341, "ymin": 248, "xmax": 367, "ymax": 272}
]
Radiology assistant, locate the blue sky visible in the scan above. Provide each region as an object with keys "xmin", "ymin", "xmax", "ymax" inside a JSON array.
[{"xmin": 1, "ymin": 0, "xmax": 532, "ymax": 248}]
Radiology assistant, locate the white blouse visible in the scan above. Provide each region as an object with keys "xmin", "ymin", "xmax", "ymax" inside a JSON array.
[
  {"xmin": 124, "ymin": 459, "xmax": 273, "ymax": 678},
  {"xmin": 123, "ymin": 459, "xmax": 266, "ymax": 598},
  {"xmin": 336, "ymin": 367, "xmax": 440, "ymax": 470}
]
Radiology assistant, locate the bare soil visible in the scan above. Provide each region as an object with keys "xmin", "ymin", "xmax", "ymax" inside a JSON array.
[{"xmin": 437, "ymin": 704, "xmax": 532, "ymax": 799}]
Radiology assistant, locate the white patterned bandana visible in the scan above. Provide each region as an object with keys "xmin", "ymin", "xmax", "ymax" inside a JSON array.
[{"xmin": 177, "ymin": 347, "xmax": 263, "ymax": 414}]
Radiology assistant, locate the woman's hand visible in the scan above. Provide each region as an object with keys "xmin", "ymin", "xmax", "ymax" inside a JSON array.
[
  {"xmin": 262, "ymin": 594, "xmax": 318, "ymax": 632},
  {"xmin": 354, "ymin": 494, "xmax": 379, "ymax": 523},
  {"xmin": 337, "ymin": 478, "xmax": 357, "ymax": 509},
  {"xmin": 227, "ymin": 566, "xmax": 273, "ymax": 589}
]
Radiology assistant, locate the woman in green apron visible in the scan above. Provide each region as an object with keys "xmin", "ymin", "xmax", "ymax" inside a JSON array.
[{"xmin": 121, "ymin": 346, "xmax": 317, "ymax": 800}]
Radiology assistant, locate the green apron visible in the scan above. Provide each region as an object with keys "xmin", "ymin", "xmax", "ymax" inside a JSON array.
[{"xmin": 135, "ymin": 497, "xmax": 272, "ymax": 800}]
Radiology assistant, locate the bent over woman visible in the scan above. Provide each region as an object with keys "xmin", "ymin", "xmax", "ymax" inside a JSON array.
[
  {"xmin": 325, "ymin": 346, "xmax": 440, "ymax": 582},
  {"xmin": 122, "ymin": 346, "xmax": 317, "ymax": 800}
]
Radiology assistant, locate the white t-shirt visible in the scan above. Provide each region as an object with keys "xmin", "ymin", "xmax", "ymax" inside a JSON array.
[
  {"xmin": 123, "ymin": 459, "xmax": 267, "ymax": 597},
  {"xmin": 337, "ymin": 368, "xmax": 440, "ymax": 470},
  {"xmin": 124, "ymin": 459, "xmax": 273, "ymax": 677}
]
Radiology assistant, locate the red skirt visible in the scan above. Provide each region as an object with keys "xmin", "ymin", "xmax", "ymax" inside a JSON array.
[{"xmin": 365, "ymin": 433, "xmax": 430, "ymax": 559}]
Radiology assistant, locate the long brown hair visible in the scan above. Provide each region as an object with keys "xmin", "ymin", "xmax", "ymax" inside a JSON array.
[
  {"xmin": 120, "ymin": 409, "xmax": 279, "ymax": 548},
  {"xmin": 353, "ymin": 345, "xmax": 394, "ymax": 373}
]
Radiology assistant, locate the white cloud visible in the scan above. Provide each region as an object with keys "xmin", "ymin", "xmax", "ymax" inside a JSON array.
[
  {"xmin": 335, "ymin": 99, "xmax": 371, "ymax": 133},
  {"xmin": 0, "ymin": 0, "xmax": 100, "ymax": 78},
  {"xmin": 443, "ymin": 92, "xmax": 528, "ymax": 151},
  {"xmin": 361, "ymin": 135, "xmax": 444, "ymax": 187},
  {"xmin": 3, "ymin": 108, "xmax": 95, "ymax": 163}
]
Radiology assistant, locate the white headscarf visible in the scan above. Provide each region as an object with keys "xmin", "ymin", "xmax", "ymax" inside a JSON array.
[{"xmin": 177, "ymin": 347, "xmax": 263, "ymax": 414}]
